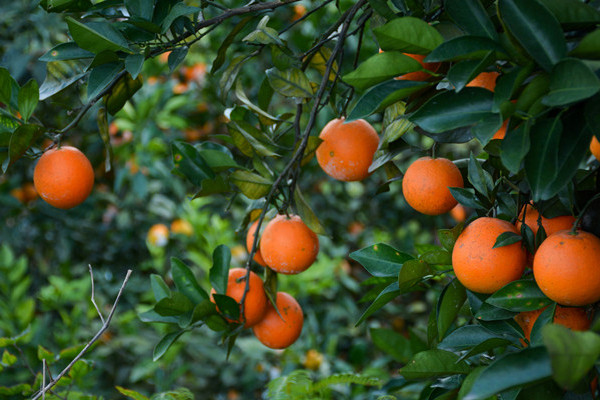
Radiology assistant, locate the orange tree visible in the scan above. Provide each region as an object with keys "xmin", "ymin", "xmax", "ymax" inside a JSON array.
[{"xmin": 1, "ymin": 0, "xmax": 600, "ymax": 398}]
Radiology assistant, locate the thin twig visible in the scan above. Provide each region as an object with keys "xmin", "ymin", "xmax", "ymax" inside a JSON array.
[
  {"xmin": 88, "ymin": 265, "xmax": 105, "ymax": 325},
  {"xmin": 31, "ymin": 270, "xmax": 132, "ymax": 400},
  {"xmin": 42, "ymin": 359, "xmax": 45, "ymax": 400}
]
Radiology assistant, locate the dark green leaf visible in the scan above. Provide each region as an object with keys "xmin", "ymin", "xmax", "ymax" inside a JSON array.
[
  {"xmin": 355, "ymin": 282, "xmax": 402, "ymax": 325},
  {"xmin": 476, "ymin": 303, "xmax": 519, "ymax": 322},
  {"xmin": 0, "ymin": 68, "xmax": 14, "ymax": 106},
  {"xmin": 447, "ymin": 53, "xmax": 496, "ymax": 93},
  {"xmin": 168, "ymin": 47, "xmax": 188, "ymax": 73},
  {"xmin": 445, "ymin": 0, "xmax": 498, "ymax": 40},
  {"xmin": 125, "ymin": 54, "xmax": 144, "ymax": 79},
  {"xmin": 161, "ymin": 4, "xmax": 199, "ymax": 34},
  {"xmin": 529, "ymin": 303, "xmax": 555, "ymax": 346},
  {"xmin": 485, "ymin": 280, "xmax": 551, "ymax": 312},
  {"xmin": 39, "ymin": 60, "xmax": 87, "ymax": 101},
  {"xmin": 39, "ymin": 42, "xmax": 94, "ymax": 62},
  {"xmin": 266, "ymin": 67, "xmax": 313, "ymax": 98},
  {"xmin": 462, "ymin": 347, "xmax": 552, "ymax": 400},
  {"xmin": 449, "ymin": 187, "xmax": 486, "ymax": 210},
  {"xmin": 537, "ymin": 0, "xmax": 600, "ymax": 29},
  {"xmin": 492, "ymin": 232, "xmax": 522, "ymax": 248},
  {"xmin": 155, "ymin": 292, "xmax": 193, "ymax": 316},
  {"xmin": 543, "ymin": 58, "xmax": 600, "ymax": 106},
  {"xmin": 543, "ymin": 324, "xmax": 600, "ymax": 390},
  {"xmin": 153, "ymin": 330, "xmax": 186, "ymax": 361},
  {"xmin": 87, "ymin": 62, "xmax": 122, "ymax": 100},
  {"xmin": 498, "ymin": 0, "xmax": 566, "ymax": 71},
  {"xmin": 125, "ymin": 0, "xmax": 154, "ymax": 20},
  {"xmin": 398, "ymin": 259, "xmax": 432, "ymax": 291},
  {"xmin": 438, "ymin": 223, "xmax": 464, "ymax": 252},
  {"xmin": 172, "ymin": 141, "xmax": 216, "ymax": 186},
  {"xmin": 525, "ymin": 118, "xmax": 561, "ymax": 201},
  {"xmin": 437, "ymin": 279, "xmax": 467, "ymax": 340},
  {"xmin": 426, "ymin": 36, "xmax": 504, "ymax": 63},
  {"xmin": 6, "ymin": 124, "xmax": 43, "ymax": 172},
  {"xmin": 294, "ymin": 185, "xmax": 325, "ymax": 235},
  {"xmin": 171, "ymin": 258, "xmax": 208, "ymax": 303},
  {"xmin": 371, "ymin": 328, "xmax": 413, "ymax": 363},
  {"xmin": 150, "ymin": 274, "xmax": 170, "ymax": 302},
  {"xmin": 500, "ymin": 123, "xmax": 530, "ymax": 174},
  {"xmin": 439, "ymin": 325, "xmax": 511, "ymax": 351},
  {"xmin": 350, "ymin": 243, "xmax": 414, "ymax": 277},
  {"xmin": 212, "ymin": 293, "xmax": 240, "ymax": 321},
  {"xmin": 105, "ymin": 73, "xmax": 143, "ymax": 115},
  {"xmin": 375, "ymin": 16, "xmax": 444, "ymax": 53},
  {"xmin": 468, "ymin": 153, "xmax": 492, "ymax": 198},
  {"xmin": 66, "ymin": 17, "xmax": 131, "ymax": 54},
  {"xmin": 570, "ymin": 29, "xmax": 600, "ymax": 60},
  {"xmin": 212, "ymin": 17, "xmax": 252, "ymax": 73},
  {"xmin": 343, "ymin": 52, "xmax": 423, "ymax": 91},
  {"xmin": 209, "ymin": 245, "xmax": 230, "ymax": 295},
  {"xmin": 400, "ymin": 349, "xmax": 472, "ymax": 380}
]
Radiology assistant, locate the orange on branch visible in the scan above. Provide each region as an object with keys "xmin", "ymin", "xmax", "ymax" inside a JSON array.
[{"xmin": 252, "ymin": 292, "xmax": 303, "ymax": 349}]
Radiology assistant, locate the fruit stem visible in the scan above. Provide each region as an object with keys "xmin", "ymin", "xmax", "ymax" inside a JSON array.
[
  {"xmin": 572, "ymin": 193, "xmax": 600, "ymax": 234},
  {"xmin": 431, "ymin": 142, "xmax": 437, "ymax": 159}
]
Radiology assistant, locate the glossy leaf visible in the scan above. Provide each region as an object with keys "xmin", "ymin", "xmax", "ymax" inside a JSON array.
[
  {"xmin": 437, "ymin": 279, "xmax": 467, "ymax": 340},
  {"xmin": 468, "ymin": 153, "xmax": 492, "ymax": 198},
  {"xmin": 439, "ymin": 325, "xmax": 508, "ymax": 351},
  {"xmin": 425, "ymin": 36, "xmax": 504, "ymax": 63},
  {"xmin": 0, "ymin": 68, "xmax": 13, "ymax": 106},
  {"xmin": 537, "ymin": 0, "xmax": 600, "ymax": 29},
  {"xmin": 543, "ymin": 58, "xmax": 600, "ymax": 106},
  {"xmin": 39, "ymin": 60, "xmax": 87, "ymax": 101},
  {"xmin": 498, "ymin": 0, "xmax": 566, "ymax": 71},
  {"xmin": 350, "ymin": 243, "xmax": 414, "ymax": 277},
  {"xmin": 172, "ymin": 141, "xmax": 216, "ymax": 186},
  {"xmin": 475, "ymin": 302, "xmax": 519, "ymax": 321},
  {"xmin": 150, "ymin": 274, "xmax": 170, "ymax": 302},
  {"xmin": 343, "ymin": 52, "xmax": 422, "ymax": 91},
  {"xmin": 525, "ymin": 118, "xmax": 561, "ymax": 202},
  {"xmin": 171, "ymin": 258, "xmax": 208, "ymax": 303},
  {"xmin": 154, "ymin": 292, "xmax": 193, "ymax": 316},
  {"xmin": 438, "ymin": 223, "xmax": 464, "ymax": 252},
  {"xmin": 212, "ymin": 293, "xmax": 240, "ymax": 321},
  {"xmin": 355, "ymin": 282, "xmax": 402, "ymax": 325},
  {"xmin": 370, "ymin": 328, "xmax": 413, "ymax": 363},
  {"xmin": 168, "ymin": 47, "xmax": 188, "ymax": 73},
  {"xmin": 66, "ymin": 17, "xmax": 131, "ymax": 54},
  {"xmin": 500, "ymin": 124, "xmax": 530, "ymax": 174},
  {"xmin": 39, "ymin": 42, "xmax": 94, "ymax": 62},
  {"xmin": 400, "ymin": 349, "xmax": 472, "ymax": 380},
  {"xmin": 294, "ymin": 185, "xmax": 325, "ymax": 235},
  {"xmin": 447, "ymin": 53, "xmax": 496, "ymax": 93},
  {"xmin": 153, "ymin": 330, "xmax": 186, "ymax": 361},
  {"xmin": 570, "ymin": 29, "xmax": 600, "ymax": 60},
  {"xmin": 485, "ymin": 280, "xmax": 551, "ymax": 312},
  {"xmin": 125, "ymin": 53, "xmax": 144, "ymax": 79},
  {"xmin": 212, "ymin": 17, "xmax": 253, "ymax": 73},
  {"xmin": 209, "ymin": 245, "xmax": 231, "ymax": 295},
  {"xmin": 6, "ymin": 124, "xmax": 43, "ymax": 172},
  {"xmin": 492, "ymin": 232, "xmax": 521, "ymax": 248},
  {"xmin": 87, "ymin": 62, "xmax": 122, "ymax": 100},
  {"xmin": 463, "ymin": 347, "xmax": 552, "ymax": 400},
  {"xmin": 161, "ymin": 3, "xmax": 199, "ymax": 34},
  {"xmin": 375, "ymin": 16, "xmax": 444, "ymax": 53},
  {"xmin": 398, "ymin": 259, "xmax": 432, "ymax": 291},
  {"xmin": 230, "ymin": 170, "xmax": 272, "ymax": 200},
  {"xmin": 266, "ymin": 67, "xmax": 313, "ymax": 98},
  {"xmin": 449, "ymin": 187, "xmax": 486, "ymax": 210},
  {"xmin": 445, "ymin": 0, "xmax": 498, "ymax": 40}
]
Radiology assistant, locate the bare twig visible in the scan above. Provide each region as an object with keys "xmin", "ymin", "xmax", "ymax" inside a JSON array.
[
  {"xmin": 88, "ymin": 265, "xmax": 105, "ymax": 325},
  {"xmin": 42, "ymin": 359, "xmax": 46, "ymax": 400},
  {"xmin": 31, "ymin": 269, "xmax": 132, "ymax": 400}
]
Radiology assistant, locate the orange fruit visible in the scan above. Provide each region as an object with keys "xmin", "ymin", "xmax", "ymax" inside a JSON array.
[
  {"xmin": 33, "ymin": 146, "xmax": 94, "ymax": 209},
  {"xmin": 252, "ymin": 292, "xmax": 303, "ymax": 349},
  {"xmin": 493, "ymin": 119, "xmax": 508, "ymax": 140},
  {"xmin": 449, "ymin": 204, "xmax": 467, "ymax": 223},
  {"xmin": 292, "ymin": 4, "xmax": 307, "ymax": 21},
  {"xmin": 591, "ymin": 135, "xmax": 600, "ymax": 161},
  {"xmin": 397, "ymin": 53, "xmax": 441, "ymax": 81},
  {"xmin": 452, "ymin": 217, "xmax": 527, "ymax": 294},
  {"xmin": 211, "ymin": 268, "xmax": 267, "ymax": 328},
  {"xmin": 303, "ymin": 349, "xmax": 324, "ymax": 370},
  {"xmin": 402, "ymin": 157, "xmax": 464, "ymax": 215},
  {"xmin": 515, "ymin": 305, "xmax": 593, "ymax": 344},
  {"xmin": 147, "ymin": 224, "xmax": 169, "ymax": 246},
  {"xmin": 171, "ymin": 219, "xmax": 193, "ymax": 236},
  {"xmin": 260, "ymin": 214, "xmax": 319, "ymax": 274},
  {"xmin": 516, "ymin": 204, "xmax": 576, "ymax": 238},
  {"xmin": 246, "ymin": 220, "xmax": 266, "ymax": 266},
  {"xmin": 172, "ymin": 82, "xmax": 188, "ymax": 94},
  {"xmin": 466, "ymin": 71, "xmax": 500, "ymax": 92},
  {"xmin": 316, "ymin": 118, "xmax": 379, "ymax": 182},
  {"xmin": 533, "ymin": 230, "xmax": 600, "ymax": 306}
]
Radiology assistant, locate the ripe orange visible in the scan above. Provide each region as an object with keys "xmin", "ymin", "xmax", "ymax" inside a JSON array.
[
  {"xmin": 252, "ymin": 292, "xmax": 303, "ymax": 349},
  {"xmin": 147, "ymin": 224, "xmax": 169, "ymax": 247},
  {"xmin": 533, "ymin": 230, "xmax": 600, "ymax": 306},
  {"xmin": 516, "ymin": 204, "xmax": 576, "ymax": 237},
  {"xmin": 260, "ymin": 214, "xmax": 319, "ymax": 274},
  {"xmin": 515, "ymin": 305, "xmax": 592, "ymax": 344},
  {"xmin": 246, "ymin": 220, "xmax": 266, "ymax": 266},
  {"xmin": 402, "ymin": 157, "xmax": 464, "ymax": 215},
  {"xmin": 211, "ymin": 268, "xmax": 267, "ymax": 328},
  {"xmin": 170, "ymin": 219, "xmax": 193, "ymax": 236},
  {"xmin": 452, "ymin": 217, "xmax": 527, "ymax": 294},
  {"xmin": 449, "ymin": 204, "xmax": 467, "ymax": 223},
  {"xmin": 397, "ymin": 53, "xmax": 441, "ymax": 81},
  {"xmin": 33, "ymin": 146, "xmax": 94, "ymax": 209},
  {"xmin": 591, "ymin": 135, "xmax": 600, "ymax": 161},
  {"xmin": 466, "ymin": 71, "xmax": 500, "ymax": 92},
  {"xmin": 316, "ymin": 118, "xmax": 379, "ymax": 182},
  {"xmin": 493, "ymin": 119, "xmax": 508, "ymax": 140}
]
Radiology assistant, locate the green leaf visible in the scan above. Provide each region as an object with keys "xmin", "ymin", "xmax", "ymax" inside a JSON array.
[
  {"xmin": 105, "ymin": 73, "xmax": 143, "ymax": 115},
  {"xmin": 125, "ymin": 0, "xmax": 154, "ymax": 20},
  {"xmin": 1, "ymin": 350, "xmax": 17, "ymax": 366},
  {"xmin": 485, "ymin": 280, "xmax": 551, "ymax": 312},
  {"xmin": 171, "ymin": 258, "xmax": 208, "ymax": 303},
  {"xmin": 437, "ymin": 279, "xmax": 467, "ymax": 340},
  {"xmin": 40, "ymin": 0, "xmax": 92, "ymax": 12},
  {"xmin": 370, "ymin": 328, "xmax": 413, "ymax": 363},
  {"xmin": 66, "ymin": 17, "xmax": 131, "ymax": 54},
  {"xmin": 172, "ymin": 141, "xmax": 216, "ymax": 186},
  {"xmin": 234, "ymin": 81, "xmax": 281, "ymax": 124},
  {"xmin": 398, "ymin": 259, "xmax": 433, "ymax": 291},
  {"xmin": 426, "ymin": 36, "xmax": 505, "ymax": 63},
  {"xmin": 150, "ymin": 274, "xmax": 170, "ymax": 302},
  {"xmin": 468, "ymin": 153, "xmax": 492, "ymax": 198},
  {"xmin": 350, "ymin": 243, "xmax": 414, "ymax": 277},
  {"xmin": 500, "ymin": 123, "xmax": 530, "ymax": 174},
  {"xmin": 537, "ymin": 0, "xmax": 600, "ymax": 29},
  {"xmin": 39, "ymin": 42, "xmax": 94, "ymax": 62},
  {"xmin": 570, "ymin": 29, "xmax": 600, "ymax": 60},
  {"xmin": 410, "ymin": 88, "xmax": 494, "ymax": 133},
  {"xmin": 449, "ymin": 187, "xmax": 486, "ymax": 210},
  {"xmin": 243, "ymin": 16, "xmax": 284, "ymax": 46},
  {"xmin": 209, "ymin": 245, "xmax": 230, "ymax": 295},
  {"xmin": 420, "ymin": 249, "xmax": 452, "ymax": 266},
  {"xmin": 154, "ymin": 292, "xmax": 193, "ymax": 316},
  {"xmin": 343, "ymin": 52, "xmax": 423, "ymax": 91},
  {"xmin": 230, "ymin": 170, "xmax": 272, "ymax": 199},
  {"xmin": 542, "ymin": 58, "xmax": 600, "ymax": 106},
  {"xmin": 0, "ymin": 68, "xmax": 16, "ymax": 107},
  {"xmin": 492, "ymin": 232, "xmax": 522, "ymax": 248},
  {"xmin": 462, "ymin": 347, "xmax": 551, "ymax": 400},
  {"xmin": 400, "ymin": 349, "xmax": 472, "ymax": 380},
  {"xmin": 498, "ymin": 0, "xmax": 566, "ymax": 71},
  {"xmin": 266, "ymin": 67, "xmax": 313, "ymax": 98},
  {"xmin": 447, "ymin": 53, "xmax": 497, "ymax": 93},
  {"xmin": 39, "ymin": 60, "xmax": 87, "ymax": 101},
  {"xmin": 37, "ymin": 345, "xmax": 54, "ymax": 362},
  {"xmin": 525, "ymin": 118, "xmax": 561, "ymax": 202},
  {"xmin": 375, "ymin": 16, "xmax": 444, "ymax": 53},
  {"xmin": 168, "ymin": 47, "xmax": 188, "ymax": 73},
  {"xmin": 440, "ymin": 325, "xmax": 515, "ymax": 351},
  {"xmin": 212, "ymin": 293, "xmax": 240, "ymax": 321},
  {"xmin": 153, "ymin": 330, "xmax": 186, "ymax": 361},
  {"xmin": 294, "ymin": 185, "xmax": 326, "ymax": 235},
  {"xmin": 212, "ymin": 17, "xmax": 252, "ymax": 73},
  {"xmin": 87, "ymin": 62, "xmax": 123, "ymax": 100},
  {"xmin": 438, "ymin": 223, "xmax": 464, "ymax": 252},
  {"xmin": 116, "ymin": 386, "xmax": 150, "ymax": 400},
  {"xmin": 5, "ymin": 124, "xmax": 43, "ymax": 172},
  {"xmin": 347, "ymin": 80, "xmax": 430, "ymax": 121},
  {"xmin": 229, "ymin": 121, "xmax": 278, "ymax": 157},
  {"xmin": 161, "ymin": 3, "xmax": 199, "ymax": 34},
  {"xmin": 355, "ymin": 282, "xmax": 402, "ymax": 325},
  {"xmin": 542, "ymin": 324, "xmax": 600, "ymax": 390},
  {"xmin": 445, "ymin": 0, "xmax": 498, "ymax": 39},
  {"xmin": 125, "ymin": 54, "xmax": 144, "ymax": 79}
]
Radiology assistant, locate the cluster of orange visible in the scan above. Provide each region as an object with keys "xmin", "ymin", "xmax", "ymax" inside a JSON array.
[{"xmin": 214, "ymin": 214, "xmax": 319, "ymax": 349}]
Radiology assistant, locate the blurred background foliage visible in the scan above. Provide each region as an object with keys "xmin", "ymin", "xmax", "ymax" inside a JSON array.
[{"xmin": 0, "ymin": 0, "xmax": 471, "ymax": 398}]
